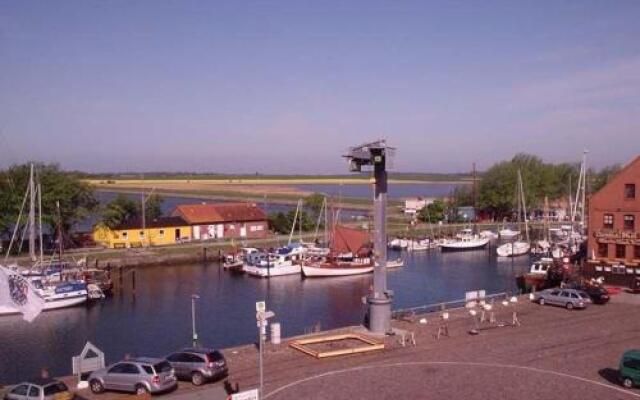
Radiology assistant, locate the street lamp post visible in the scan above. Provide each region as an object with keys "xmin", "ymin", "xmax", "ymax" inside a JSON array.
[
  {"xmin": 255, "ymin": 302, "xmax": 275, "ymax": 400},
  {"xmin": 191, "ymin": 294, "xmax": 200, "ymax": 347}
]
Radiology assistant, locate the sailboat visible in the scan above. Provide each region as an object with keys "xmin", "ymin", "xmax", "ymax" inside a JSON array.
[
  {"xmin": 496, "ymin": 170, "xmax": 531, "ymax": 257},
  {"xmin": 0, "ymin": 164, "xmax": 88, "ymax": 316},
  {"xmin": 301, "ymin": 225, "xmax": 374, "ymax": 277}
]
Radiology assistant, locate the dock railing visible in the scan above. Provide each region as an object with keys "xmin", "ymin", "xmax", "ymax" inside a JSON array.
[{"xmin": 391, "ymin": 292, "xmax": 509, "ymax": 321}]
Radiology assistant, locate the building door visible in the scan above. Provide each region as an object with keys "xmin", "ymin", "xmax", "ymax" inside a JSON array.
[
  {"xmin": 175, "ymin": 228, "xmax": 181, "ymax": 241},
  {"xmin": 193, "ymin": 225, "xmax": 201, "ymax": 240},
  {"xmin": 217, "ymin": 224, "xmax": 224, "ymax": 238},
  {"xmin": 240, "ymin": 225, "xmax": 247, "ymax": 237}
]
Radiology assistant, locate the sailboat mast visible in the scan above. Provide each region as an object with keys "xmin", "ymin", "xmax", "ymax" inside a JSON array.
[
  {"xmin": 57, "ymin": 201, "xmax": 63, "ymax": 257},
  {"xmin": 28, "ymin": 163, "xmax": 36, "ymax": 262},
  {"xmin": 519, "ymin": 170, "xmax": 529, "ymax": 242},
  {"xmin": 288, "ymin": 200, "xmax": 300, "ymax": 245},
  {"xmin": 38, "ymin": 182, "xmax": 44, "ymax": 265},
  {"xmin": 581, "ymin": 151, "xmax": 588, "ymax": 233}
]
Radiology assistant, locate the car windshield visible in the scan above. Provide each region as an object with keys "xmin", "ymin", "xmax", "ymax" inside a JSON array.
[
  {"xmin": 154, "ymin": 361, "xmax": 172, "ymax": 373},
  {"xmin": 43, "ymin": 382, "xmax": 68, "ymax": 396}
]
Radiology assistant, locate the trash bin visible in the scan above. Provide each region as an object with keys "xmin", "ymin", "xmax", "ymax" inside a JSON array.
[{"xmin": 270, "ymin": 322, "xmax": 281, "ymax": 345}]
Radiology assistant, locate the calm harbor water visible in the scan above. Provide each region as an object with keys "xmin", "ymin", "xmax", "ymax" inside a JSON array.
[
  {"xmin": 0, "ymin": 248, "xmax": 530, "ymax": 383},
  {"xmin": 290, "ymin": 183, "xmax": 462, "ymax": 199}
]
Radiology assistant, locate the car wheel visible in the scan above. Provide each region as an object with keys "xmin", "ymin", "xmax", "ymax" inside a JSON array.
[
  {"xmin": 191, "ymin": 372, "xmax": 205, "ymax": 386},
  {"xmin": 90, "ymin": 380, "xmax": 104, "ymax": 394},
  {"xmin": 566, "ymin": 302, "xmax": 573, "ymax": 310},
  {"xmin": 538, "ymin": 298, "xmax": 545, "ymax": 305},
  {"xmin": 135, "ymin": 384, "xmax": 148, "ymax": 395},
  {"xmin": 623, "ymin": 377, "xmax": 634, "ymax": 389}
]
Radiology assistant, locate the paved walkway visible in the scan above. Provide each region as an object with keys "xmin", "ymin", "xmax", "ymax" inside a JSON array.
[{"xmin": 61, "ymin": 292, "xmax": 640, "ymax": 400}]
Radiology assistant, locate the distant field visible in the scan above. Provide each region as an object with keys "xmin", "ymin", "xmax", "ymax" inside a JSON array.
[
  {"xmin": 87, "ymin": 177, "xmax": 472, "ymax": 187},
  {"xmin": 85, "ymin": 172, "xmax": 474, "ymax": 183}
]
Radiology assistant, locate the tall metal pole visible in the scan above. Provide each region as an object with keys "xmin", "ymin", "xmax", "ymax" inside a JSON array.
[
  {"xmin": 367, "ymin": 146, "xmax": 392, "ymax": 335},
  {"xmin": 345, "ymin": 140, "xmax": 394, "ymax": 335},
  {"xmin": 259, "ymin": 327, "xmax": 264, "ymax": 399},
  {"xmin": 191, "ymin": 294, "xmax": 199, "ymax": 347}
]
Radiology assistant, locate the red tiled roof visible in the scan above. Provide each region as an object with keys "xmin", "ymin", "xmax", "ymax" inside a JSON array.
[{"xmin": 173, "ymin": 203, "xmax": 267, "ymax": 225}]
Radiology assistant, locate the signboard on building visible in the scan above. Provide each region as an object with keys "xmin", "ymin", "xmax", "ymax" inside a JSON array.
[{"xmin": 231, "ymin": 389, "xmax": 259, "ymax": 400}]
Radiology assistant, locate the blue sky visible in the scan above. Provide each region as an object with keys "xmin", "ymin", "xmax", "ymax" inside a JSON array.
[{"xmin": 1, "ymin": 1, "xmax": 639, "ymax": 173}]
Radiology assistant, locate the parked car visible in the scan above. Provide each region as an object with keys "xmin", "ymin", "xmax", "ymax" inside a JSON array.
[
  {"xmin": 88, "ymin": 358, "xmax": 177, "ymax": 395},
  {"xmin": 3, "ymin": 379, "xmax": 72, "ymax": 400},
  {"xmin": 533, "ymin": 288, "xmax": 591, "ymax": 309},
  {"xmin": 620, "ymin": 350, "xmax": 640, "ymax": 389},
  {"xmin": 575, "ymin": 285, "xmax": 610, "ymax": 304},
  {"xmin": 165, "ymin": 348, "xmax": 228, "ymax": 386}
]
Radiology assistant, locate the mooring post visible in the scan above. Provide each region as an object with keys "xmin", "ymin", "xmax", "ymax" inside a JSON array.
[{"xmin": 131, "ymin": 269, "xmax": 136, "ymax": 295}]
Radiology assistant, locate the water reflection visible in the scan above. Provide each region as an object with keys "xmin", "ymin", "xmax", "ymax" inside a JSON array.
[{"xmin": 0, "ymin": 248, "xmax": 531, "ymax": 383}]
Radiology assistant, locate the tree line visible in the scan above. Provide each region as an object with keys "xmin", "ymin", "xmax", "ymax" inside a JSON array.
[{"xmin": 418, "ymin": 153, "xmax": 621, "ymax": 222}]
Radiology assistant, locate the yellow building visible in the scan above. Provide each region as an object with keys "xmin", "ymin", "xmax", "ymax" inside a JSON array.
[{"xmin": 92, "ymin": 216, "xmax": 192, "ymax": 249}]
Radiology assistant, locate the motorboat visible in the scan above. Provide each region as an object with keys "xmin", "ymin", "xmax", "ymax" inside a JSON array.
[
  {"xmin": 0, "ymin": 280, "xmax": 88, "ymax": 316},
  {"xmin": 242, "ymin": 245, "xmax": 304, "ymax": 278},
  {"xmin": 385, "ymin": 258, "xmax": 404, "ymax": 268},
  {"xmin": 388, "ymin": 238, "xmax": 409, "ymax": 250},
  {"xmin": 406, "ymin": 239, "xmax": 435, "ymax": 252},
  {"xmin": 496, "ymin": 241, "xmax": 531, "ymax": 257},
  {"xmin": 223, "ymin": 248, "xmax": 257, "ymax": 271},
  {"xmin": 87, "ymin": 283, "xmax": 106, "ymax": 300}
]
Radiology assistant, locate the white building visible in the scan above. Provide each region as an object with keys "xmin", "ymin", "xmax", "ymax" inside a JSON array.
[{"xmin": 403, "ymin": 197, "xmax": 433, "ymax": 215}]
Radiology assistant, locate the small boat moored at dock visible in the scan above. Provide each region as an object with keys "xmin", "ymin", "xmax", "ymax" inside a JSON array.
[
  {"xmin": 242, "ymin": 245, "xmax": 304, "ymax": 278},
  {"xmin": 496, "ymin": 241, "xmax": 531, "ymax": 257}
]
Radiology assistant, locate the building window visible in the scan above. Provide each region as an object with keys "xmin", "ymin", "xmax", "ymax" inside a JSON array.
[
  {"xmin": 635, "ymin": 246, "xmax": 640, "ymax": 259},
  {"xmin": 626, "ymin": 184, "xmax": 636, "ymax": 199},
  {"xmin": 598, "ymin": 243, "xmax": 608, "ymax": 258},
  {"xmin": 159, "ymin": 229, "xmax": 165, "ymax": 238},
  {"xmin": 603, "ymin": 214, "xmax": 614, "ymax": 229},
  {"xmin": 624, "ymin": 215, "xmax": 635, "ymax": 230},
  {"xmin": 616, "ymin": 244, "xmax": 626, "ymax": 259}
]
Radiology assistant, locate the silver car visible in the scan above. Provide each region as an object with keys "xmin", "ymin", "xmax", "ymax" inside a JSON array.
[
  {"xmin": 165, "ymin": 348, "xmax": 228, "ymax": 386},
  {"xmin": 88, "ymin": 357, "xmax": 177, "ymax": 395},
  {"xmin": 3, "ymin": 379, "xmax": 73, "ymax": 400},
  {"xmin": 534, "ymin": 288, "xmax": 591, "ymax": 309}
]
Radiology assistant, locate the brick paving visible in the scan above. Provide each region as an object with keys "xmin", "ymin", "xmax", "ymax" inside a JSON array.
[{"xmin": 10, "ymin": 293, "xmax": 640, "ymax": 400}]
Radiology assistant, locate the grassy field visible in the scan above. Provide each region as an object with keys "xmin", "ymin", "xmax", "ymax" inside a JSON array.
[
  {"xmin": 85, "ymin": 171, "xmax": 474, "ymax": 183},
  {"xmin": 93, "ymin": 187, "xmax": 407, "ymax": 210}
]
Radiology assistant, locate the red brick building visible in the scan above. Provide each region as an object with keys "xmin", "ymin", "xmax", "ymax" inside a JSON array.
[
  {"xmin": 586, "ymin": 156, "xmax": 640, "ymax": 286},
  {"xmin": 172, "ymin": 202, "xmax": 268, "ymax": 240}
]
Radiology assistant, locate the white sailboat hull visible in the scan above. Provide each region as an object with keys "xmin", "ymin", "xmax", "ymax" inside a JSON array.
[
  {"xmin": 496, "ymin": 241, "xmax": 531, "ymax": 257},
  {"xmin": 440, "ymin": 238, "xmax": 489, "ymax": 251},
  {"xmin": 302, "ymin": 264, "xmax": 374, "ymax": 277}
]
